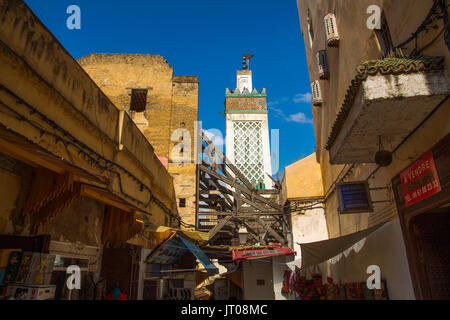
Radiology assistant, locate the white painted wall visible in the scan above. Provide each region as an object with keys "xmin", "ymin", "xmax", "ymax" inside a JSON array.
[
  {"xmin": 242, "ymin": 258, "xmax": 275, "ymax": 300},
  {"xmin": 291, "ymin": 207, "xmax": 328, "ymax": 257},
  {"xmin": 237, "ymin": 74, "xmax": 253, "ymax": 93}
]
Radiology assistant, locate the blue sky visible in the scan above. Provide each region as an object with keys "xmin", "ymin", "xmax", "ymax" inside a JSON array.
[{"xmin": 24, "ymin": 0, "xmax": 315, "ymax": 177}]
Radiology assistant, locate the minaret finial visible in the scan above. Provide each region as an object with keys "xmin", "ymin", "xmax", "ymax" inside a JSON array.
[{"xmin": 242, "ymin": 54, "xmax": 254, "ymax": 70}]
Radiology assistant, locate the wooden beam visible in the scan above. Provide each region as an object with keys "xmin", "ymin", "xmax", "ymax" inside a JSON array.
[
  {"xmin": 201, "ymin": 132, "xmax": 256, "ymax": 192},
  {"xmin": 200, "ymin": 165, "xmax": 282, "ymax": 211},
  {"xmin": 256, "ymin": 217, "xmax": 287, "ymax": 245},
  {"xmin": 208, "ymin": 215, "xmax": 232, "ymax": 241},
  {"xmin": 257, "ymin": 189, "xmax": 281, "ymax": 195},
  {"xmin": 80, "ymin": 184, "xmax": 133, "ymax": 213}
]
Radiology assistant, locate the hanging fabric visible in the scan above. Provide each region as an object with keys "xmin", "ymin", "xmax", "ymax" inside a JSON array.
[
  {"xmin": 312, "ymin": 264, "xmax": 323, "ymax": 285},
  {"xmin": 296, "ymin": 265, "xmax": 327, "ymax": 300},
  {"xmin": 294, "ymin": 266, "xmax": 306, "ymax": 293},
  {"xmin": 289, "ymin": 269, "xmax": 296, "ymax": 293},
  {"xmin": 281, "ymin": 270, "xmax": 291, "ymax": 293}
]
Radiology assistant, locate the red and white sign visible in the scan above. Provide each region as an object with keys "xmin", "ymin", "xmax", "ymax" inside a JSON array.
[
  {"xmin": 232, "ymin": 245, "xmax": 296, "ymax": 261},
  {"xmin": 400, "ymin": 151, "xmax": 441, "ymax": 207}
]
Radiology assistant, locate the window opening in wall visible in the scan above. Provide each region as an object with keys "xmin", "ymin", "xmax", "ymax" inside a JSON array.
[
  {"xmin": 130, "ymin": 89, "xmax": 148, "ymax": 112},
  {"xmin": 179, "ymin": 198, "xmax": 186, "ymax": 208},
  {"xmin": 375, "ymin": 13, "xmax": 394, "ymax": 58},
  {"xmin": 307, "ymin": 9, "xmax": 314, "ymax": 49}
]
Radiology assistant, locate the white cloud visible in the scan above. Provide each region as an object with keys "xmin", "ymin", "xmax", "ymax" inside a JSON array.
[
  {"xmin": 269, "ymin": 106, "xmax": 285, "ymax": 118},
  {"xmin": 204, "ymin": 130, "xmax": 224, "ymax": 147},
  {"xmin": 267, "ymin": 101, "xmax": 280, "ymax": 107},
  {"xmin": 293, "ymin": 93, "xmax": 312, "ymax": 103},
  {"xmin": 286, "ymin": 112, "xmax": 313, "ymax": 124}
]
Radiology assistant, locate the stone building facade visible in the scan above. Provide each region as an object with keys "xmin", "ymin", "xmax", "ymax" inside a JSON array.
[
  {"xmin": 297, "ymin": 0, "xmax": 450, "ymax": 299},
  {"xmin": 79, "ymin": 54, "xmax": 199, "ymax": 229}
]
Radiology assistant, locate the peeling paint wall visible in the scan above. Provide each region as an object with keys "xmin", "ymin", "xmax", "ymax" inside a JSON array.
[{"xmin": 38, "ymin": 197, "xmax": 105, "ymax": 247}]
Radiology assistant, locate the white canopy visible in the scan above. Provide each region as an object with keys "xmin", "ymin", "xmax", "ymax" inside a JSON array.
[{"xmin": 287, "ymin": 222, "xmax": 387, "ymax": 270}]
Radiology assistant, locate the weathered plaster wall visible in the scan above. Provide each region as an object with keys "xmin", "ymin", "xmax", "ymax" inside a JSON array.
[
  {"xmin": 282, "ymin": 152, "xmax": 328, "ymax": 255},
  {"xmin": 78, "ymin": 53, "xmax": 175, "ymax": 158},
  {"xmin": 291, "ymin": 208, "xmax": 328, "ymax": 255},
  {"xmin": 169, "ymin": 76, "xmax": 199, "ymax": 228},
  {"xmin": 0, "ymin": 167, "xmax": 21, "ymax": 234},
  {"xmin": 79, "ymin": 54, "xmax": 199, "ymax": 228},
  {"xmin": 0, "ymin": 153, "xmax": 33, "ymax": 234},
  {"xmin": 38, "ymin": 197, "xmax": 105, "ymax": 247}
]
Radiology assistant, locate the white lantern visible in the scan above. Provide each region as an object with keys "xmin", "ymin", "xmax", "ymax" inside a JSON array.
[
  {"xmin": 324, "ymin": 13, "xmax": 340, "ymax": 47},
  {"xmin": 238, "ymin": 226, "xmax": 249, "ymax": 244},
  {"xmin": 311, "ymin": 81, "xmax": 323, "ymax": 106}
]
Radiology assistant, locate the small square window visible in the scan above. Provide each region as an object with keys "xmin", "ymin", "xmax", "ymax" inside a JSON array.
[
  {"xmin": 256, "ymin": 279, "xmax": 265, "ymax": 286},
  {"xmin": 179, "ymin": 198, "xmax": 186, "ymax": 208},
  {"xmin": 130, "ymin": 89, "xmax": 148, "ymax": 112}
]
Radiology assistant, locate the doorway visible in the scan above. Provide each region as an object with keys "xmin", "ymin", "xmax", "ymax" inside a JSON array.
[{"xmin": 409, "ymin": 207, "xmax": 450, "ymax": 299}]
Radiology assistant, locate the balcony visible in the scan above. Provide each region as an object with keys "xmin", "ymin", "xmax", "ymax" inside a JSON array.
[{"xmin": 326, "ymin": 57, "xmax": 449, "ymax": 164}]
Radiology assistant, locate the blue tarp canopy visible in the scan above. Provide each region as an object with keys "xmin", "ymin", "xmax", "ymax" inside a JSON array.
[
  {"xmin": 179, "ymin": 236, "xmax": 218, "ymax": 273},
  {"xmin": 147, "ymin": 235, "xmax": 218, "ymax": 273}
]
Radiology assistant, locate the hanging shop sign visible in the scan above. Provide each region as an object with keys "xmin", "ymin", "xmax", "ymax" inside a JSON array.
[
  {"xmin": 400, "ymin": 151, "xmax": 441, "ymax": 207},
  {"xmin": 232, "ymin": 245, "xmax": 296, "ymax": 261},
  {"xmin": 337, "ymin": 181, "xmax": 373, "ymax": 214}
]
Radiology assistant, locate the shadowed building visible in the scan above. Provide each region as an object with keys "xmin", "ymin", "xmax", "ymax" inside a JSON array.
[{"xmin": 297, "ymin": 0, "xmax": 450, "ymax": 299}]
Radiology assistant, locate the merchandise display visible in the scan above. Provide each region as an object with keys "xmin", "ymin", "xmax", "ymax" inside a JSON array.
[
  {"xmin": 285, "ymin": 265, "xmax": 389, "ymax": 300},
  {"xmin": 0, "ymin": 248, "xmax": 56, "ymax": 300}
]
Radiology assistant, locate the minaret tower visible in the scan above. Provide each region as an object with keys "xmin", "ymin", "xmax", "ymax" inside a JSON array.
[{"xmin": 225, "ymin": 55, "xmax": 273, "ymax": 189}]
